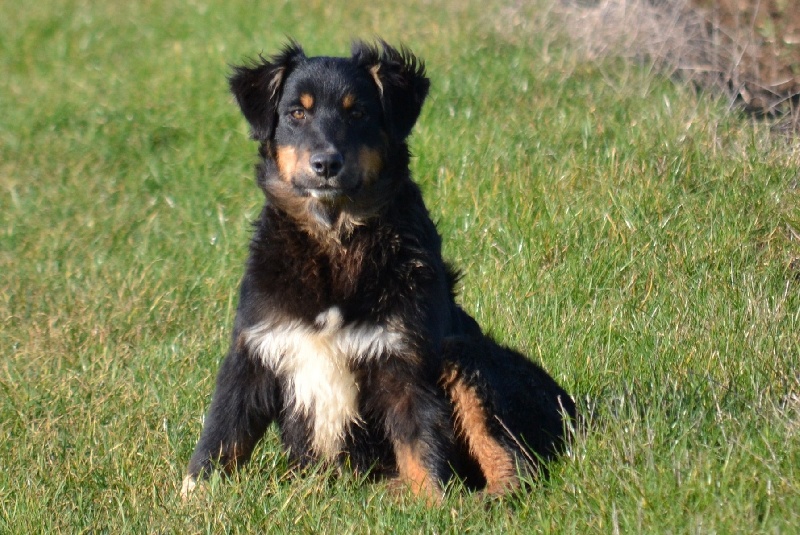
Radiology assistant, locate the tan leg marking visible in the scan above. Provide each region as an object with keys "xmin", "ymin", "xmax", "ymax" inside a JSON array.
[
  {"xmin": 394, "ymin": 442, "xmax": 442, "ymax": 504},
  {"xmin": 443, "ymin": 367, "xmax": 519, "ymax": 494}
]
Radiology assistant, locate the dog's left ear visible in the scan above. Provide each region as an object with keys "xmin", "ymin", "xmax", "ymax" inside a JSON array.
[
  {"xmin": 352, "ymin": 40, "xmax": 430, "ymax": 141},
  {"xmin": 229, "ymin": 42, "xmax": 306, "ymax": 141}
]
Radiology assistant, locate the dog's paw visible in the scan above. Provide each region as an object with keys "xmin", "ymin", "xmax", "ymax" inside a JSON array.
[
  {"xmin": 384, "ymin": 476, "xmax": 444, "ymax": 505},
  {"xmin": 180, "ymin": 475, "xmax": 198, "ymax": 501}
]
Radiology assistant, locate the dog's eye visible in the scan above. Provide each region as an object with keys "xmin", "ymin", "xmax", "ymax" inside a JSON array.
[
  {"xmin": 349, "ymin": 109, "xmax": 365, "ymax": 120},
  {"xmin": 290, "ymin": 109, "xmax": 306, "ymax": 120}
]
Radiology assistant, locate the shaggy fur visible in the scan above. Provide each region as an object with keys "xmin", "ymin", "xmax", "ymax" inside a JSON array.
[{"xmin": 182, "ymin": 40, "xmax": 575, "ymax": 501}]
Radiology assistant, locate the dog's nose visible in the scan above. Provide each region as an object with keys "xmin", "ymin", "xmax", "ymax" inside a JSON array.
[{"xmin": 309, "ymin": 151, "xmax": 344, "ymax": 178}]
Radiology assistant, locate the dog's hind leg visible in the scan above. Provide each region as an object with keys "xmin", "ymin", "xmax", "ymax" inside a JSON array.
[
  {"xmin": 440, "ymin": 361, "xmax": 520, "ymax": 494},
  {"xmin": 440, "ymin": 335, "xmax": 576, "ymax": 494}
]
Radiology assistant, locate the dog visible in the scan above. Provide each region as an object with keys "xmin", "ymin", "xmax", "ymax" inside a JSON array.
[{"xmin": 182, "ymin": 40, "xmax": 575, "ymax": 501}]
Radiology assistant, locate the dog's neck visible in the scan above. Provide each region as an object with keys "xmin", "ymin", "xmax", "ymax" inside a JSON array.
[
  {"xmin": 303, "ymin": 200, "xmax": 368, "ymax": 245},
  {"xmin": 256, "ymin": 164, "xmax": 400, "ymax": 248},
  {"xmin": 259, "ymin": 180, "xmax": 378, "ymax": 251}
]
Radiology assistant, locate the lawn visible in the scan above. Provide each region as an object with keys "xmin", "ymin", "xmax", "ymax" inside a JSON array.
[{"xmin": 1, "ymin": 0, "xmax": 798, "ymax": 532}]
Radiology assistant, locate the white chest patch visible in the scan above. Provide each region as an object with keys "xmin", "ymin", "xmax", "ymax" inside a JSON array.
[{"xmin": 244, "ymin": 307, "xmax": 404, "ymax": 459}]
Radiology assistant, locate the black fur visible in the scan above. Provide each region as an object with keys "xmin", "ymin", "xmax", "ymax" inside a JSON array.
[{"xmin": 183, "ymin": 40, "xmax": 575, "ymax": 500}]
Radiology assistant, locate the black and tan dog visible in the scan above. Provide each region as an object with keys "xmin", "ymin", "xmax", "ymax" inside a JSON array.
[{"xmin": 182, "ymin": 40, "xmax": 575, "ymax": 501}]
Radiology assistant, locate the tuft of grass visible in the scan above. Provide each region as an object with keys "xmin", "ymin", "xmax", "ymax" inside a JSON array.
[{"xmin": 1, "ymin": 0, "xmax": 799, "ymax": 532}]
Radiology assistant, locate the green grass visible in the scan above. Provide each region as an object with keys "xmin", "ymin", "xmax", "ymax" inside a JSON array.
[{"xmin": 2, "ymin": 0, "xmax": 799, "ymax": 532}]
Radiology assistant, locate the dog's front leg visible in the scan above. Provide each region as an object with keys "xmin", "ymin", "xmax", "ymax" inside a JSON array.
[
  {"xmin": 363, "ymin": 358, "xmax": 453, "ymax": 502},
  {"xmin": 182, "ymin": 338, "xmax": 280, "ymax": 498}
]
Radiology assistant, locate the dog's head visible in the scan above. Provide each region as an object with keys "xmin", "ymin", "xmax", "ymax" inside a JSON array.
[{"xmin": 229, "ymin": 40, "xmax": 429, "ymax": 230}]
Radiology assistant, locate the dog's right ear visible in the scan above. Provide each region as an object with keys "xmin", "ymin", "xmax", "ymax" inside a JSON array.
[{"xmin": 229, "ymin": 42, "xmax": 306, "ymax": 141}]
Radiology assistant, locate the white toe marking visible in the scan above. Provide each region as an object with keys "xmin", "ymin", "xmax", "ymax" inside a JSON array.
[{"xmin": 180, "ymin": 475, "xmax": 197, "ymax": 500}]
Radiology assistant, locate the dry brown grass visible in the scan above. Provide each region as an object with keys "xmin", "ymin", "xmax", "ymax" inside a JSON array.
[{"xmin": 554, "ymin": 0, "xmax": 800, "ymax": 133}]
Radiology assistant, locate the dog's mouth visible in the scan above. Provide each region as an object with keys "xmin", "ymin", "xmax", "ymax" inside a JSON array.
[
  {"xmin": 293, "ymin": 175, "xmax": 364, "ymax": 203},
  {"xmin": 308, "ymin": 187, "xmax": 342, "ymax": 200},
  {"xmin": 274, "ymin": 146, "xmax": 383, "ymax": 208}
]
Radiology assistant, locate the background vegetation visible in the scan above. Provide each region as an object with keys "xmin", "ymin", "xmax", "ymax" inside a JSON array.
[
  {"xmin": 1, "ymin": 0, "xmax": 798, "ymax": 532},
  {"xmin": 561, "ymin": 0, "xmax": 800, "ymax": 131}
]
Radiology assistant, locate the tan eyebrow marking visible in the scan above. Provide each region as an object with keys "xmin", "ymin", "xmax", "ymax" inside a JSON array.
[
  {"xmin": 342, "ymin": 93, "xmax": 355, "ymax": 109},
  {"xmin": 299, "ymin": 93, "xmax": 314, "ymax": 109}
]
